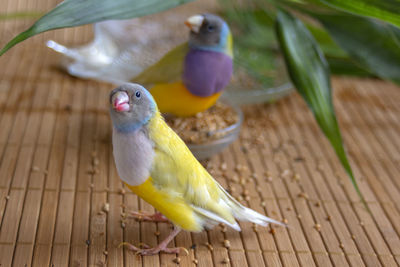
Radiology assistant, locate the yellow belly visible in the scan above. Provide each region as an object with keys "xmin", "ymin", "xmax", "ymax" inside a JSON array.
[
  {"xmin": 125, "ymin": 178, "xmax": 202, "ymax": 232},
  {"xmin": 150, "ymin": 82, "xmax": 221, "ymax": 117}
]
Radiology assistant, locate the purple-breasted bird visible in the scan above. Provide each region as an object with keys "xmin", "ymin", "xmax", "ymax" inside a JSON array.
[{"xmin": 133, "ymin": 13, "xmax": 233, "ymax": 117}]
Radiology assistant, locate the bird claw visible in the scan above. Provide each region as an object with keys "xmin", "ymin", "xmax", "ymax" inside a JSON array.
[
  {"xmin": 119, "ymin": 242, "xmax": 187, "ymax": 256},
  {"xmin": 138, "ymin": 242, "xmax": 151, "ymax": 249},
  {"xmin": 128, "ymin": 211, "xmax": 169, "ymax": 223}
]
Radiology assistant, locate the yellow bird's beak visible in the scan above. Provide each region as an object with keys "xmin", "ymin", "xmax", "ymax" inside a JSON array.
[{"xmin": 185, "ymin": 14, "xmax": 204, "ymax": 34}]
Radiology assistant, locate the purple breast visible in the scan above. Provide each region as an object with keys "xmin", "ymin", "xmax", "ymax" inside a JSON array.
[{"xmin": 182, "ymin": 49, "xmax": 233, "ymax": 97}]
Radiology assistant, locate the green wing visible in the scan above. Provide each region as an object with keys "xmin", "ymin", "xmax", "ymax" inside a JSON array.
[{"xmin": 132, "ymin": 42, "xmax": 189, "ymax": 86}]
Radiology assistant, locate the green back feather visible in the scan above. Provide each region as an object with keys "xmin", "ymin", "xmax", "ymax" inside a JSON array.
[{"xmin": 132, "ymin": 42, "xmax": 189, "ymax": 86}]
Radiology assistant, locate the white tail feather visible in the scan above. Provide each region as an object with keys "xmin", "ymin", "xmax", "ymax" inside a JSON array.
[
  {"xmin": 217, "ymin": 184, "xmax": 286, "ymax": 228},
  {"xmin": 46, "ymin": 40, "xmax": 84, "ymax": 61},
  {"xmin": 191, "ymin": 205, "xmax": 241, "ymax": 231}
]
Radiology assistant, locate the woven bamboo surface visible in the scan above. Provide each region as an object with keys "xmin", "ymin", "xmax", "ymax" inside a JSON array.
[{"xmin": 1, "ymin": 0, "xmax": 400, "ymax": 266}]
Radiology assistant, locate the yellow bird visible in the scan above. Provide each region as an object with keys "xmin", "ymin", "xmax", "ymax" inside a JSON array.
[
  {"xmin": 133, "ymin": 14, "xmax": 233, "ymax": 117},
  {"xmin": 109, "ymin": 83, "xmax": 284, "ymax": 255}
]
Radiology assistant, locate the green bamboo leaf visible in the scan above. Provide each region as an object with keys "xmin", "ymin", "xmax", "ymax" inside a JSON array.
[
  {"xmin": 315, "ymin": 14, "xmax": 400, "ymax": 85},
  {"xmin": 0, "ymin": 0, "xmax": 193, "ymax": 56},
  {"xmin": 315, "ymin": 0, "xmax": 400, "ymax": 28},
  {"xmin": 306, "ymin": 24, "xmax": 347, "ymax": 58},
  {"xmin": 327, "ymin": 57, "xmax": 373, "ymax": 77},
  {"xmin": 275, "ymin": 10, "xmax": 364, "ymax": 200},
  {"xmin": 306, "ymin": 24, "xmax": 374, "ymax": 76},
  {"xmin": 0, "ymin": 12, "xmax": 43, "ymax": 20}
]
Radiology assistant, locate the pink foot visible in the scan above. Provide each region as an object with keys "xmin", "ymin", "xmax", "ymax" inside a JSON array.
[
  {"xmin": 120, "ymin": 242, "xmax": 187, "ymax": 256},
  {"xmin": 119, "ymin": 227, "xmax": 187, "ymax": 256},
  {"xmin": 128, "ymin": 211, "xmax": 169, "ymax": 223}
]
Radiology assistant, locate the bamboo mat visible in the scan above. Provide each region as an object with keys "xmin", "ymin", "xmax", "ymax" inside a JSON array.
[{"xmin": 1, "ymin": 1, "xmax": 400, "ymax": 267}]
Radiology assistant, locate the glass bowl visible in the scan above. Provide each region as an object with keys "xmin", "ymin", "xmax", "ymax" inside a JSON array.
[
  {"xmin": 223, "ymin": 82, "xmax": 293, "ymax": 105},
  {"xmin": 222, "ymin": 54, "xmax": 294, "ymax": 105},
  {"xmin": 187, "ymin": 100, "xmax": 243, "ymax": 160}
]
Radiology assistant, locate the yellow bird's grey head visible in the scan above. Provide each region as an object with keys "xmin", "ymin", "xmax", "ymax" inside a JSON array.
[
  {"xmin": 186, "ymin": 13, "xmax": 231, "ymax": 52},
  {"xmin": 109, "ymin": 83, "xmax": 156, "ymax": 133}
]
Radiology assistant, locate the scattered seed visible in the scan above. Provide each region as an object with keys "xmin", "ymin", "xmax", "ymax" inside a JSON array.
[
  {"xmin": 351, "ymin": 235, "xmax": 356, "ymax": 240},
  {"xmin": 205, "ymin": 242, "xmax": 213, "ymax": 251},
  {"xmin": 261, "ymin": 201, "xmax": 266, "ymax": 207},
  {"xmin": 222, "ymin": 257, "xmax": 230, "ymax": 264},
  {"xmin": 165, "ymin": 102, "xmax": 239, "ymax": 144},
  {"xmin": 282, "ymin": 218, "xmax": 288, "ymax": 224},
  {"xmin": 245, "ymin": 196, "xmax": 251, "ymax": 201},
  {"xmin": 293, "ymin": 173, "xmax": 301, "ymax": 181},
  {"xmin": 231, "ymin": 175, "xmax": 239, "ymax": 183},
  {"xmin": 281, "ymin": 169, "xmax": 291, "ymax": 177},
  {"xmin": 193, "ymin": 259, "xmax": 198, "ymax": 264},
  {"xmin": 89, "ymin": 183, "xmax": 94, "ymax": 188},
  {"xmin": 32, "ymin": 166, "xmax": 40, "ymax": 172},
  {"xmin": 102, "ymin": 203, "xmax": 110, "ymax": 213},
  {"xmin": 235, "ymin": 165, "xmax": 243, "ymax": 172},
  {"xmin": 315, "ymin": 201, "xmax": 321, "ymax": 207},
  {"xmin": 314, "ymin": 223, "xmax": 321, "ymax": 232},
  {"xmin": 92, "ymin": 158, "xmax": 100, "ymax": 166},
  {"xmin": 221, "ymin": 163, "xmax": 227, "ymax": 171},
  {"xmin": 121, "ymin": 222, "xmax": 126, "ymax": 229},
  {"xmin": 269, "ymin": 228, "xmax": 276, "ymax": 235},
  {"xmin": 298, "ymin": 192, "xmax": 309, "ymax": 200},
  {"xmin": 286, "ymin": 207, "xmax": 292, "ymax": 211},
  {"xmin": 223, "ymin": 240, "xmax": 231, "ymax": 248},
  {"xmin": 173, "ymin": 257, "xmax": 181, "ymax": 264},
  {"xmin": 359, "ymin": 221, "xmax": 365, "ymax": 226},
  {"xmin": 103, "ymin": 251, "xmax": 108, "ymax": 256},
  {"xmin": 5, "ymin": 195, "xmax": 10, "ymax": 200},
  {"xmin": 118, "ymin": 188, "xmax": 126, "ymax": 195},
  {"xmin": 339, "ymin": 243, "xmax": 344, "ymax": 249},
  {"xmin": 297, "ymin": 214, "xmax": 302, "ymax": 219},
  {"xmin": 219, "ymin": 223, "xmax": 228, "ymax": 233},
  {"xmin": 326, "ymin": 215, "xmax": 332, "ymax": 221}
]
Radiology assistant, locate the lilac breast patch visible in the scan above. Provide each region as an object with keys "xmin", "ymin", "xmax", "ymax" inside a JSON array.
[{"xmin": 182, "ymin": 49, "xmax": 233, "ymax": 97}]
